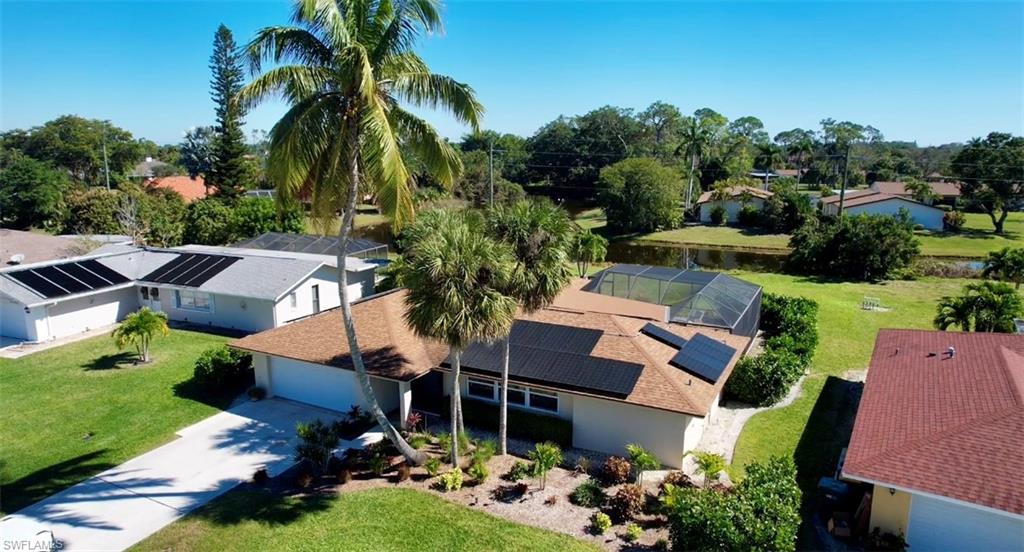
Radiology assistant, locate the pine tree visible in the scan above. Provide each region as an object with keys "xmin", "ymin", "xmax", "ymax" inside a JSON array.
[{"xmin": 207, "ymin": 24, "xmax": 249, "ymax": 199}]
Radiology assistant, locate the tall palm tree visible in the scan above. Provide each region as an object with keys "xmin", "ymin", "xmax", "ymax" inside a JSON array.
[
  {"xmin": 676, "ymin": 117, "xmax": 714, "ymax": 211},
  {"xmin": 240, "ymin": 0, "xmax": 483, "ymax": 464},
  {"xmin": 755, "ymin": 143, "xmax": 786, "ymax": 190},
  {"xmin": 112, "ymin": 307, "xmax": 169, "ymax": 363},
  {"xmin": 486, "ymin": 199, "xmax": 574, "ymax": 455},
  {"xmin": 983, "ymin": 247, "xmax": 1024, "ymax": 289},
  {"xmin": 787, "ymin": 138, "xmax": 814, "ymax": 184},
  {"xmin": 401, "ymin": 209, "xmax": 517, "ymax": 464}
]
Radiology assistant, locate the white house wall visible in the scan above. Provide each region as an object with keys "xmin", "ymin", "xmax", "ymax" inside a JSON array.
[
  {"xmin": 256, "ymin": 354, "xmax": 398, "ymax": 414},
  {"xmin": 274, "ymin": 266, "xmax": 364, "ymax": 325},
  {"xmin": 699, "ymin": 198, "xmax": 765, "ymax": 223},
  {"xmin": 573, "ymin": 395, "xmax": 696, "ymax": 468},
  {"xmin": 156, "ymin": 288, "xmax": 276, "ymax": 332},
  {"xmin": 43, "ymin": 287, "xmax": 138, "ymax": 341},
  {"xmin": 847, "ymin": 200, "xmax": 944, "ymax": 230},
  {"xmin": 1, "ymin": 294, "xmax": 34, "ymax": 340}
]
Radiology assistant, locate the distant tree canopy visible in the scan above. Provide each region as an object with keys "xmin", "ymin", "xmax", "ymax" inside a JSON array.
[
  {"xmin": 789, "ymin": 211, "xmax": 920, "ymax": 281},
  {"xmin": 0, "ymin": 149, "xmax": 70, "ymax": 229},
  {"xmin": 598, "ymin": 158, "xmax": 682, "ymax": 234},
  {"xmin": 950, "ymin": 132, "xmax": 1024, "ymax": 234}
]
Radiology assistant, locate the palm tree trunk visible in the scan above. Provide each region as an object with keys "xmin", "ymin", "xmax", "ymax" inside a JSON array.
[
  {"xmin": 685, "ymin": 154, "xmax": 697, "ymax": 211},
  {"xmin": 339, "ymin": 141, "xmax": 425, "ymax": 465},
  {"xmin": 450, "ymin": 348, "xmax": 462, "ymax": 465},
  {"xmin": 498, "ymin": 334, "xmax": 510, "ymax": 455}
]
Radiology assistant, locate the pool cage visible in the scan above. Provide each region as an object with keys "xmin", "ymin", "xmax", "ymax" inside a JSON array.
[
  {"xmin": 232, "ymin": 232, "xmax": 389, "ymax": 260},
  {"xmin": 583, "ymin": 264, "xmax": 762, "ymax": 338}
]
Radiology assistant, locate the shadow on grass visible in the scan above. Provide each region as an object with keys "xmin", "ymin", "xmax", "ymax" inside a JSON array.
[
  {"xmin": 1, "ymin": 450, "xmax": 114, "ymax": 514},
  {"xmin": 793, "ymin": 375, "xmax": 864, "ymax": 549},
  {"xmin": 81, "ymin": 352, "xmax": 137, "ymax": 371},
  {"xmin": 172, "ymin": 375, "xmax": 253, "ymax": 411},
  {"xmin": 187, "ymin": 488, "xmax": 333, "ymax": 527}
]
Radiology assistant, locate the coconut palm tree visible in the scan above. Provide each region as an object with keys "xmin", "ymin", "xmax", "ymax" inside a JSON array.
[
  {"xmin": 239, "ymin": 0, "xmax": 483, "ymax": 464},
  {"xmin": 401, "ymin": 209, "xmax": 517, "ymax": 464},
  {"xmin": 486, "ymin": 199, "xmax": 574, "ymax": 455},
  {"xmin": 570, "ymin": 229, "xmax": 608, "ymax": 278},
  {"xmin": 983, "ymin": 247, "xmax": 1024, "ymax": 289},
  {"xmin": 676, "ymin": 117, "xmax": 714, "ymax": 211},
  {"xmin": 755, "ymin": 143, "xmax": 786, "ymax": 190},
  {"xmin": 112, "ymin": 307, "xmax": 169, "ymax": 363}
]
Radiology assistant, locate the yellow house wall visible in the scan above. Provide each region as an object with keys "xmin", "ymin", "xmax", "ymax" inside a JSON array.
[{"xmin": 870, "ymin": 484, "xmax": 912, "ymax": 536}]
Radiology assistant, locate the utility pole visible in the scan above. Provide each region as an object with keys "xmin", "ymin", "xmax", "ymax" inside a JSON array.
[
  {"xmin": 102, "ymin": 124, "xmax": 111, "ymax": 191},
  {"xmin": 837, "ymin": 144, "xmax": 851, "ymax": 215},
  {"xmin": 488, "ymin": 140, "xmax": 494, "ymax": 206}
]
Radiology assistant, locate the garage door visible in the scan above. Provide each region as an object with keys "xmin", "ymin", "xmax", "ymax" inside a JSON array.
[
  {"xmin": 908, "ymin": 494, "xmax": 1024, "ymax": 551},
  {"xmin": 0, "ymin": 297, "xmax": 30, "ymax": 340},
  {"xmin": 270, "ymin": 357, "xmax": 363, "ymax": 412}
]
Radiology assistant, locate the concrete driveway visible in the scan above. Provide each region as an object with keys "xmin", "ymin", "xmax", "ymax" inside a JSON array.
[{"xmin": 1, "ymin": 399, "xmax": 349, "ymax": 552}]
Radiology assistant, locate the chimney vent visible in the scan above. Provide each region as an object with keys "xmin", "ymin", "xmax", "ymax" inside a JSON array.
[{"xmin": 946, "ymin": 346, "xmax": 956, "ymax": 359}]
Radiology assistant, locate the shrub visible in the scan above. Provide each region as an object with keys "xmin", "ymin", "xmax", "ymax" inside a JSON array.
[
  {"xmin": 788, "ymin": 211, "xmax": 920, "ymax": 281},
  {"xmin": 505, "ymin": 461, "xmax": 532, "ymax": 482},
  {"xmin": 725, "ymin": 349, "xmax": 803, "ymax": 406},
  {"xmin": 295, "ymin": 419, "xmax": 341, "ymax": 474},
  {"xmin": 457, "ymin": 398, "xmax": 572, "ymax": 447},
  {"xmin": 736, "ymin": 204, "xmax": 761, "ymax": 227},
  {"xmin": 573, "ymin": 455, "xmax": 592, "ymax": 476},
  {"xmin": 424, "ymin": 457, "xmax": 442, "ymax": 477},
  {"xmin": 590, "ymin": 512, "xmax": 612, "ymax": 535},
  {"xmin": 691, "ymin": 451, "xmax": 727, "ymax": 487},
  {"xmin": 624, "ymin": 523, "xmax": 643, "ymax": 542},
  {"xmin": 247, "ymin": 386, "xmax": 266, "ymax": 400},
  {"xmin": 529, "ymin": 442, "xmax": 562, "ymax": 490},
  {"xmin": 709, "ymin": 205, "xmax": 727, "ymax": 225},
  {"xmin": 608, "ymin": 484, "xmax": 645, "ymax": 522},
  {"xmin": 437, "ymin": 468, "xmax": 464, "ymax": 492},
  {"xmin": 602, "ymin": 456, "xmax": 632, "ymax": 485},
  {"xmin": 944, "ymin": 210, "xmax": 966, "ymax": 232},
  {"xmin": 659, "ymin": 471, "xmax": 695, "ymax": 494},
  {"xmin": 467, "ymin": 459, "xmax": 489, "ymax": 483},
  {"xmin": 472, "ymin": 439, "xmax": 497, "ymax": 463},
  {"xmin": 405, "ymin": 411, "xmax": 424, "ymax": 432},
  {"xmin": 762, "ymin": 187, "xmax": 813, "ymax": 233},
  {"xmin": 653, "ymin": 537, "xmax": 669, "ymax": 551},
  {"xmin": 408, "ymin": 434, "xmax": 429, "ymax": 450},
  {"xmin": 491, "ymin": 482, "xmax": 529, "ymax": 502},
  {"xmin": 626, "ymin": 443, "xmax": 659, "ymax": 484},
  {"xmin": 570, "ymin": 479, "xmax": 607, "ymax": 508},
  {"xmin": 184, "ymin": 197, "xmax": 234, "ymax": 245},
  {"xmin": 193, "ymin": 345, "xmax": 252, "ymax": 391},
  {"xmin": 368, "ymin": 453, "xmax": 389, "ymax": 476},
  {"xmin": 598, "ymin": 158, "xmax": 683, "ymax": 234}
]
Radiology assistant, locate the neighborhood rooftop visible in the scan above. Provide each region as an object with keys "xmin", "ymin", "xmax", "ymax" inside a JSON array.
[{"xmin": 233, "ymin": 231, "xmax": 388, "ymax": 260}]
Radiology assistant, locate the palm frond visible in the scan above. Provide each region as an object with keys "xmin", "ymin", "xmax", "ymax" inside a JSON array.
[
  {"xmin": 245, "ymin": 26, "xmax": 333, "ymax": 74},
  {"xmin": 390, "ymin": 107, "xmax": 462, "ymax": 188},
  {"xmin": 391, "ymin": 72, "xmax": 484, "ymax": 130}
]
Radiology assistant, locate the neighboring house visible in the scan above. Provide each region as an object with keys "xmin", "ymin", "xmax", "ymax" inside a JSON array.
[
  {"xmin": 842, "ymin": 330, "xmax": 1024, "ymax": 551},
  {"xmin": 0, "ymin": 229, "xmax": 100, "ymax": 266},
  {"xmin": 869, "ymin": 181, "xmax": 961, "ymax": 205},
  {"xmin": 146, "ymin": 176, "xmax": 211, "ymax": 203},
  {"xmin": 231, "ymin": 269, "xmax": 759, "ymax": 467},
  {"xmin": 695, "ymin": 186, "xmax": 774, "ymax": 224},
  {"xmin": 819, "ymin": 190, "xmax": 945, "ymax": 230},
  {"xmin": 748, "ymin": 168, "xmax": 805, "ymax": 181},
  {"xmin": 129, "ymin": 157, "xmax": 171, "ymax": 179},
  {"xmin": 0, "ymin": 244, "xmax": 376, "ymax": 343},
  {"xmin": 233, "ymin": 232, "xmax": 389, "ymax": 261}
]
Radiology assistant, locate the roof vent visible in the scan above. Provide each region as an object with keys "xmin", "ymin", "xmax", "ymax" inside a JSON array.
[
  {"xmin": 9, "ymin": 253, "xmax": 24, "ymax": 265},
  {"xmin": 946, "ymin": 346, "xmax": 956, "ymax": 359}
]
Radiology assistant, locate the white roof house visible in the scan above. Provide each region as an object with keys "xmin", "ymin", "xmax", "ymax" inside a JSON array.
[{"xmin": 0, "ymin": 244, "xmax": 376, "ymax": 344}]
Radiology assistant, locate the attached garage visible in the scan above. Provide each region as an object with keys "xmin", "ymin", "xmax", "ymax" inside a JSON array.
[
  {"xmin": 907, "ymin": 494, "xmax": 1024, "ymax": 552},
  {"xmin": 258, "ymin": 354, "xmax": 399, "ymax": 414}
]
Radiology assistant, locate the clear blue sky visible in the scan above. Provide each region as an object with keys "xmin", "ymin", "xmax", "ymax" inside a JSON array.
[{"xmin": 2, "ymin": 1, "xmax": 1021, "ymax": 146}]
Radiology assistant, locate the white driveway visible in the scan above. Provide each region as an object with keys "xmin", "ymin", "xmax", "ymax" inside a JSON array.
[{"xmin": 1, "ymin": 399, "xmax": 350, "ymax": 552}]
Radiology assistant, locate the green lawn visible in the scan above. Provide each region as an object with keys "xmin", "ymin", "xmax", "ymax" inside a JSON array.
[
  {"xmin": 0, "ymin": 330, "xmax": 231, "ymax": 514},
  {"xmin": 132, "ymin": 487, "xmax": 597, "ymax": 552},
  {"xmin": 640, "ymin": 225, "xmax": 792, "ymax": 251}
]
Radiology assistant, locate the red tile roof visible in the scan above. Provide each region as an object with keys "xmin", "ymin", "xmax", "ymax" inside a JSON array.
[
  {"xmin": 147, "ymin": 176, "xmax": 211, "ymax": 203},
  {"xmin": 871, "ymin": 181, "xmax": 962, "ymax": 198},
  {"xmin": 843, "ymin": 329, "xmax": 1024, "ymax": 515}
]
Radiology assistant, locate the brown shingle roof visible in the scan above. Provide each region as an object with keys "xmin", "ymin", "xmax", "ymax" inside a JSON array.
[
  {"xmin": 871, "ymin": 180, "xmax": 961, "ymax": 198},
  {"xmin": 550, "ymin": 278, "xmax": 669, "ymax": 322},
  {"xmin": 843, "ymin": 330, "xmax": 1024, "ymax": 515},
  {"xmin": 695, "ymin": 186, "xmax": 773, "ymax": 205}
]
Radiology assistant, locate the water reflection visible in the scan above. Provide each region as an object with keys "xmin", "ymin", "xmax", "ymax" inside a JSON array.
[{"xmin": 605, "ymin": 241, "xmax": 788, "ymax": 272}]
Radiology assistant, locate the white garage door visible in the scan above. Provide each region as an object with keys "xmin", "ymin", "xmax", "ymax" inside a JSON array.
[
  {"xmin": 0, "ymin": 297, "xmax": 30, "ymax": 340},
  {"xmin": 908, "ymin": 494, "xmax": 1024, "ymax": 551},
  {"xmin": 270, "ymin": 357, "xmax": 363, "ymax": 412}
]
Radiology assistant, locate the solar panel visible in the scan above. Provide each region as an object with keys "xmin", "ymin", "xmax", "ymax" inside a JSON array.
[
  {"xmin": 508, "ymin": 320, "xmax": 602, "ymax": 355},
  {"xmin": 58, "ymin": 262, "xmax": 112, "ymax": 288},
  {"xmin": 6, "ymin": 269, "xmax": 68, "ymax": 298},
  {"xmin": 177, "ymin": 255, "xmax": 240, "ymax": 286},
  {"xmin": 34, "ymin": 266, "xmax": 90, "ymax": 294},
  {"xmin": 4, "ymin": 260, "xmax": 132, "ymax": 299},
  {"xmin": 142, "ymin": 253, "xmax": 241, "ymax": 287},
  {"xmin": 669, "ymin": 333, "xmax": 736, "ymax": 384},
  {"xmin": 142, "ymin": 254, "xmax": 191, "ymax": 282},
  {"xmin": 77, "ymin": 260, "xmax": 130, "ymax": 285},
  {"xmin": 640, "ymin": 323, "xmax": 687, "ymax": 349}
]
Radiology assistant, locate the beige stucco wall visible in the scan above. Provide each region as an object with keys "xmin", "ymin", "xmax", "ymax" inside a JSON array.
[
  {"xmin": 573, "ymin": 395, "xmax": 695, "ymax": 468},
  {"xmin": 870, "ymin": 484, "xmax": 911, "ymax": 536}
]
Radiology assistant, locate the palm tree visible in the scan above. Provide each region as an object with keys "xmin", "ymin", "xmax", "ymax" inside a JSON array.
[
  {"xmin": 570, "ymin": 229, "xmax": 608, "ymax": 278},
  {"xmin": 934, "ymin": 281, "xmax": 1024, "ymax": 333},
  {"xmin": 486, "ymin": 199, "xmax": 574, "ymax": 455},
  {"xmin": 112, "ymin": 307, "xmax": 169, "ymax": 363},
  {"xmin": 787, "ymin": 138, "xmax": 814, "ymax": 185},
  {"xmin": 676, "ymin": 117, "xmax": 714, "ymax": 211},
  {"xmin": 401, "ymin": 209, "xmax": 517, "ymax": 464},
  {"xmin": 934, "ymin": 295, "xmax": 974, "ymax": 331},
  {"xmin": 239, "ymin": 0, "xmax": 483, "ymax": 465},
  {"xmin": 983, "ymin": 247, "xmax": 1024, "ymax": 289},
  {"xmin": 755, "ymin": 143, "xmax": 785, "ymax": 190}
]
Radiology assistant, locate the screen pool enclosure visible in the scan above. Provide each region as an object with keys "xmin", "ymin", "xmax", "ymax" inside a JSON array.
[
  {"xmin": 584, "ymin": 264, "xmax": 762, "ymax": 338},
  {"xmin": 232, "ymin": 232, "xmax": 388, "ymax": 260}
]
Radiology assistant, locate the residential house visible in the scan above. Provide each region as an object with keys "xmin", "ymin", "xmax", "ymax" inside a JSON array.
[
  {"xmin": 695, "ymin": 186, "xmax": 774, "ymax": 224},
  {"xmin": 146, "ymin": 176, "xmax": 211, "ymax": 203},
  {"xmin": 869, "ymin": 181, "xmax": 961, "ymax": 206},
  {"xmin": 0, "ymin": 244, "xmax": 375, "ymax": 343},
  {"xmin": 819, "ymin": 190, "xmax": 945, "ymax": 230},
  {"xmin": 842, "ymin": 330, "xmax": 1024, "ymax": 551},
  {"xmin": 230, "ymin": 268, "xmax": 760, "ymax": 467}
]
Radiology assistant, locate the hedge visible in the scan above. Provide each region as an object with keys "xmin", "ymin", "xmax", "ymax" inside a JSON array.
[
  {"xmin": 193, "ymin": 345, "xmax": 253, "ymax": 391},
  {"xmin": 447, "ymin": 398, "xmax": 573, "ymax": 448}
]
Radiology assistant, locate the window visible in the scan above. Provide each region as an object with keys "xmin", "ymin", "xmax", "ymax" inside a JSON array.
[
  {"xmin": 508, "ymin": 384, "xmax": 526, "ymax": 406},
  {"xmin": 467, "ymin": 378, "xmax": 495, "ymax": 401},
  {"xmin": 176, "ymin": 289, "xmax": 212, "ymax": 311},
  {"xmin": 312, "ymin": 285, "xmax": 320, "ymax": 313},
  {"xmin": 150, "ymin": 287, "xmax": 159, "ymax": 300},
  {"xmin": 528, "ymin": 388, "xmax": 559, "ymax": 413},
  {"xmin": 140, "ymin": 287, "xmax": 149, "ymax": 300},
  {"xmin": 289, "ymin": 292, "xmax": 297, "ymax": 308}
]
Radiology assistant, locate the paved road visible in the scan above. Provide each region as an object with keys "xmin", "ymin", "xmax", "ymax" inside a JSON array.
[{"xmin": 0, "ymin": 399, "xmax": 348, "ymax": 552}]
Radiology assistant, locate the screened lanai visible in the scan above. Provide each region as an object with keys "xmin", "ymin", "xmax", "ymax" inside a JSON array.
[
  {"xmin": 583, "ymin": 264, "xmax": 762, "ymax": 338},
  {"xmin": 232, "ymin": 232, "xmax": 388, "ymax": 260}
]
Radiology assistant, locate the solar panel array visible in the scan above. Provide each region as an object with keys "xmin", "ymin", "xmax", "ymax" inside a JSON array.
[
  {"xmin": 669, "ymin": 333, "xmax": 736, "ymax": 384},
  {"xmin": 639, "ymin": 323, "xmax": 688, "ymax": 349},
  {"xmin": 141, "ymin": 253, "xmax": 241, "ymax": 287},
  {"xmin": 509, "ymin": 320, "xmax": 603, "ymax": 355},
  {"xmin": 6, "ymin": 260, "xmax": 131, "ymax": 299}
]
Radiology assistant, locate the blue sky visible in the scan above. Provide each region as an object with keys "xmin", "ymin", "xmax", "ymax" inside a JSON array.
[{"xmin": 2, "ymin": 1, "xmax": 1021, "ymax": 146}]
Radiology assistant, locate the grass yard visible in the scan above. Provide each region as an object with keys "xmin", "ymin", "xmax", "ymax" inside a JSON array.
[
  {"xmin": 0, "ymin": 329, "xmax": 231, "ymax": 514},
  {"xmin": 916, "ymin": 211, "xmax": 1024, "ymax": 257},
  {"xmin": 132, "ymin": 487, "xmax": 598, "ymax": 552},
  {"xmin": 640, "ymin": 225, "xmax": 792, "ymax": 251}
]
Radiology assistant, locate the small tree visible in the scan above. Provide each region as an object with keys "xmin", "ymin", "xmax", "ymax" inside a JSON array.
[
  {"xmin": 295, "ymin": 419, "xmax": 341, "ymax": 474},
  {"xmin": 904, "ymin": 178, "xmax": 940, "ymax": 204},
  {"xmin": 983, "ymin": 247, "xmax": 1024, "ymax": 289},
  {"xmin": 598, "ymin": 158, "xmax": 683, "ymax": 233},
  {"xmin": 691, "ymin": 450, "xmax": 726, "ymax": 488},
  {"xmin": 529, "ymin": 441, "xmax": 562, "ymax": 489},
  {"xmin": 570, "ymin": 229, "xmax": 608, "ymax": 278},
  {"xmin": 111, "ymin": 307, "xmax": 169, "ymax": 363},
  {"xmin": 626, "ymin": 443, "xmax": 659, "ymax": 484}
]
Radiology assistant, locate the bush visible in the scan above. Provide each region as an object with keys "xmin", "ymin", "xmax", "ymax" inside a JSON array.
[
  {"xmin": 666, "ymin": 456, "xmax": 800, "ymax": 552},
  {"xmin": 467, "ymin": 459, "xmax": 489, "ymax": 483},
  {"xmin": 247, "ymin": 386, "xmax": 266, "ymax": 400},
  {"xmin": 659, "ymin": 471, "xmax": 695, "ymax": 494},
  {"xmin": 424, "ymin": 457, "xmax": 442, "ymax": 477},
  {"xmin": 608, "ymin": 484, "xmax": 645, "ymax": 522},
  {"xmin": 570, "ymin": 479, "xmax": 607, "ymax": 508},
  {"xmin": 709, "ymin": 204, "xmax": 727, "ymax": 225},
  {"xmin": 230, "ymin": 197, "xmax": 304, "ymax": 241},
  {"xmin": 492, "ymin": 482, "xmax": 529, "ymax": 502},
  {"xmin": 725, "ymin": 349, "xmax": 802, "ymax": 406},
  {"xmin": 505, "ymin": 461, "xmax": 532, "ymax": 482},
  {"xmin": 602, "ymin": 456, "xmax": 632, "ymax": 485},
  {"xmin": 944, "ymin": 210, "xmax": 966, "ymax": 232},
  {"xmin": 759, "ymin": 293, "xmax": 819, "ymax": 363},
  {"xmin": 529, "ymin": 442, "xmax": 562, "ymax": 489},
  {"xmin": 472, "ymin": 439, "xmax": 496, "ymax": 463},
  {"xmin": 626, "ymin": 443, "xmax": 659, "ymax": 484},
  {"xmin": 63, "ymin": 188, "xmax": 121, "ymax": 234},
  {"xmin": 788, "ymin": 211, "xmax": 920, "ymax": 281},
  {"xmin": 598, "ymin": 158, "xmax": 683, "ymax": 234},
  {"xmin": 624, "ymin": 522, "xmax": 643, "ymax": 542},
  {"xmin": 295, "ymin": 419, "xmax": 341, "ymax": 474},
  {"xmin": 436, "ymin": 468, "xmax": 463, "ymax": 492},
  {"xmin": 457, "ymin": 398, "xmax": 572, "ymax": 447},
  {"xmin": 762, "ymin": 188, "xmax": 813, "ymax": 233},
  {"xmin": 193, "ymin": 345, "xmax": 253, "ymax": 391},
  {"xmin": 736, "ymin": 204, "xmax": 761, "ymax": 227},
  {"xmin": 408, "ymin": 434, "xmax": 429, "ymax": 450},
  {"xmin": 590, "ymin": 512, "xmax": 612, "ymax": 535},
  {"xmin": 184, "ymin": 197, "xmax": 234, "ymax": 245}
]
